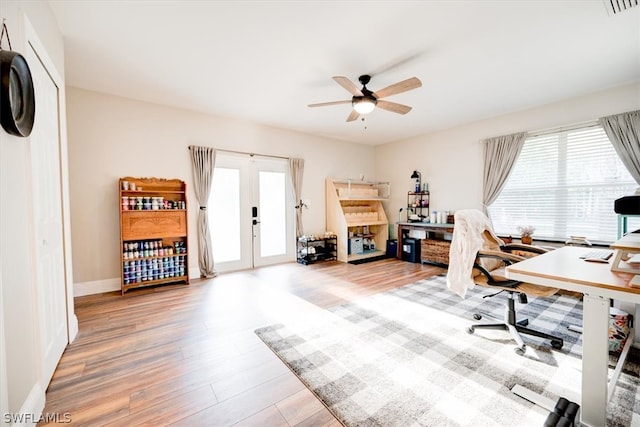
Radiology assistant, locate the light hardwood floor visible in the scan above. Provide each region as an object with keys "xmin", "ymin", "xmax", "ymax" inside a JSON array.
[{"xmin": 39, "ymin": 259, "xmax": 444, "ymax": 426}]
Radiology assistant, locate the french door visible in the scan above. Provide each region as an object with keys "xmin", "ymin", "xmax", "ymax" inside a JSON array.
[{"xmin": 209, "ymin": 153, "xmax": 295, "ymax": 272}]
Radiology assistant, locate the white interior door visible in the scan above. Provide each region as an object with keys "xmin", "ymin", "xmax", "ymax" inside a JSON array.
[
  {"xmin": 209, "ymin": 154, "xmax": 294, "ymax": 272},
  {"xmin": 27, "ymin": 43, "xmax": 68, "ymax": 385}
]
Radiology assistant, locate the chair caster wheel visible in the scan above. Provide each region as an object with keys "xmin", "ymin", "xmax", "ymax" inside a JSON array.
[
  {"xmin": 467, "ymin": 326, "xmax": 475, "ymax": 334},
  {"xmin": 473, "ymin": 314, "xmax": 482, "ymax": 320},
  {"xmin": 551, "ymin": 340, "xmax": 563, "ymax": 349},
  {"xmin": 515, "ymin": 346, "xmax": 526, "ymax": 356}
]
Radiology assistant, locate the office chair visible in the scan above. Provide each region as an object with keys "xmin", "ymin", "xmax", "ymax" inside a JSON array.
[{"xmin": 446, "ymin": 209, "xmax": 564, "ymax": 355}]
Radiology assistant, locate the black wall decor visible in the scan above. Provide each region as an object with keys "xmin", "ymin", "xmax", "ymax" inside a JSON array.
[{"xmin": 0, "ymin": 22, "xmax": 35, "ymax": 137}]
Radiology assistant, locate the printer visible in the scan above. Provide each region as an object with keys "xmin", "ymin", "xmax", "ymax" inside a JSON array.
[{"xmin": 615, "ymin": 194, "xmax": 640, "ymax": 215}]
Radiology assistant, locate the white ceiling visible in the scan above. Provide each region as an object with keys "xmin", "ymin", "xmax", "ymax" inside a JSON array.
[{"xmin": 48, "ymin": 1, "xmax": 640, "ymax": 146}]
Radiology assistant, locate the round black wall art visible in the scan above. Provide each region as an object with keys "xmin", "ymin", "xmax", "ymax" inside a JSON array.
[{"xmin": 0, "ymin": 50, "xmax": 35, "ymax": 137}]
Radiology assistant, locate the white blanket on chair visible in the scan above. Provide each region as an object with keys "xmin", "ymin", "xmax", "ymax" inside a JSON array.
[{"xmin": 446, "ymin": 209, "xmax": 497, "ymax": 298}]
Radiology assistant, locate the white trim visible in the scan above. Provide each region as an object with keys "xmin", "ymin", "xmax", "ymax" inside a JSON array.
[
  {"xmin": 13, "ymin": 382, "xmax": 46, "ymax": 427},
  {"xmin": 75, "ymin": 267, "xmax": 199, "ymax": 296},
  {"xmin": 0, "ymin": 277, "xmax": 8, "ymax": 427},
  {"xmin": 74, "ymin": 278, "xmax": 120, "ymax": 297},
  {"xmin": 24, "ymin": 17, "xmax": 78, "ymax": 343}
]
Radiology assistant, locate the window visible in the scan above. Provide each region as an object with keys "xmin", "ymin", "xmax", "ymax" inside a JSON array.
[{"xmin": 488, "ymin": 124, "xmax": 639, "ymax": 243}]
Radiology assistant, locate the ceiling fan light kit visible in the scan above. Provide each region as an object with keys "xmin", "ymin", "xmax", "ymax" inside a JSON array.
[
  {"xmin": 353, "ymin": 98, "xmax": 376, "ymax": 115},
  {"xmin": 309, "ymin": 74, "xmax": 422, "ymax": 122}
]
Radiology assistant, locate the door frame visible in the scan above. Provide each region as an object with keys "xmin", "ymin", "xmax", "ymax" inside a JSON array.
[
  {"xmin": 210, "ymin": 152, "xmax": 295, "ymax": 273},
  {"xmin": 24, "ymin": 16, "xmax": 78, "ymax": 374}
]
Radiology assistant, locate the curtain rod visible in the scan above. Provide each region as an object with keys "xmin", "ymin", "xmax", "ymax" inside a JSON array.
[
  {"xmin": 480, "ymin": 120, "xmax": 601, "ymax": 143},
  {"xmin": 526, "ymin": 120, "xmax": 600, "ymax": 138},
  {"xmin": 188, "ymin": 146, "xmax": 289, "ymax": 160}
]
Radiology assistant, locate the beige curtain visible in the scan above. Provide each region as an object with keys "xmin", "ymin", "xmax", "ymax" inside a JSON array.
[
  {"xmin": 289, "ymin": 158, "xmax": 305, "ymax": 237},
  {"xmin": 599, "ymin": 110, "xmax": 640, "ymax": 185},
  {"xmin": 482, "ymin": 132, "xmax": 527, "ymax": 215},
  {"xmin": 189, "ymin": 145, "xmax": 217, "ymax": 278}
]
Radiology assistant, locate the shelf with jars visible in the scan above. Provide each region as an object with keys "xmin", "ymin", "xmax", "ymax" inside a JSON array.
[
  {"xmin": 119, "ymin": 177, "xmax": 189, "ymax": 294},
  {"xmin": 407, "ymin": 191, "xmax": 430, "ymax": 222}
]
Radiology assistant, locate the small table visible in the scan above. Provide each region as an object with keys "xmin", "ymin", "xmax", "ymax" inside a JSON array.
[{"xmin": 506, "ymin": 247, "xmax": 640, "ymax": 427}]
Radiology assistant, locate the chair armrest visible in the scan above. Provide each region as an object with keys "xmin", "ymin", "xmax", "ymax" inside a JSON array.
[
  {"xmin": 475, "ymin": 251, "xmax": 523, "ymax": 288},
  {"xmin": 477, "ymin": 249, "xmax": 525, "ymax": 264},
  {"xmin": 502, "ymin": 243, "xmax": 549, "ymax": 255}
]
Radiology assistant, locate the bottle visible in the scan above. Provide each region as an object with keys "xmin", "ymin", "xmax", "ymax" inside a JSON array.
[{"xmin": 415, "ymin": 179, "xmax": 420, "ymax": 193}]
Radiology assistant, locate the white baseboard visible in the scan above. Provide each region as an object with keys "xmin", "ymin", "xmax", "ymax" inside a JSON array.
[
  {"xmin": 73, "ymin": 278, "xmax": 120, "ymax": 297},
  {"xmin": 74, "ymin": 267, "xmax": 199, "ymax": 297},
  {"xmin": 68, "ymin": 314, "xmax": 79, "ymax": 343},
  {"xmin": 8, "ymin": 382, "xmax": 46, "ymax": 426}
]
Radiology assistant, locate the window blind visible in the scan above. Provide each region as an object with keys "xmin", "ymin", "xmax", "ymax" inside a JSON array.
[{"xmin": 488, "ymin": 125, "xmax": 639, "ymax": 244}]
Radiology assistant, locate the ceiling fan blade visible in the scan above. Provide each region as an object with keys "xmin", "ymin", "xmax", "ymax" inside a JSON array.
[
  {"xmin": 373, "ymin": 77, "xmax": 422, "ymax": 99},
  {"xmin": 346, "ymin": 109, "xmax": 360, "ymax": 122},
  {"xmin": 333, "ymin": 76, "xmax": 363, "ymax": 96},
  {"xmin": 376, "ymin": 100, "xmax": 412, "ymax": 115},
  {"xmin": 308, "ymin": 100, "xmax": 352, "ymax": 108}
]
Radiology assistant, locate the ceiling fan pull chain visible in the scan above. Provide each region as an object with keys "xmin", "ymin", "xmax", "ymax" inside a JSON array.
[{"xmin": 0, "ymin": 19, "xmax": 12, "ymax": 51}]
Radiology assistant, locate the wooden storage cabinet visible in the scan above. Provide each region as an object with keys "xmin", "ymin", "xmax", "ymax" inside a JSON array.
[
  {"xmin": 119, "ymin": 177, "xmax": 189, "ymax": 294},
  {"xmin": 121, "ymin": 211, "xmax": 187, "ymax": 239},
  {"xmin": 326, "ymin": 178, "xmax": 389, "ymax": 263}
]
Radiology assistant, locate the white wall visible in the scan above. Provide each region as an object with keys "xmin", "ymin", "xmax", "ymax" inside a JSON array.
[
  {"xmin": 66, "ymin": 88, "xmax": 376, "ymax": 295},
  {"xmin": 68, "ymin": 83, "xmax": 640, "ymax": 295},
  {"xmin": 375, "ymin": 83, "xmax": 640, "ymax": 226},
  {"xmin": 1, "ymin": 0, "xmax": 72, "ymax": 423}
]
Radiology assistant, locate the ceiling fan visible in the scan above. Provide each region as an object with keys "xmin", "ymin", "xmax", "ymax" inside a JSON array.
[{"xmin": 308, "ymin": 74, "xmax": 422, "ymax": 122}]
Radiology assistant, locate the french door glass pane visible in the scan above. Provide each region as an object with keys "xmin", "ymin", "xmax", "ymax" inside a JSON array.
[
  {"xmin": 259, "ymin": 171, "xmax": 286, "ymax": 257},
  {"xmin": 210, "ymin": 167, "xmax": 241, "ymax": 263}
]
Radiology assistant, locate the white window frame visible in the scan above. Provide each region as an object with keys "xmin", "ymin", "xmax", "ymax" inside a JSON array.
[{"xmin": 488, "ymin": 122, "xmax": 639, "ymax": 244}]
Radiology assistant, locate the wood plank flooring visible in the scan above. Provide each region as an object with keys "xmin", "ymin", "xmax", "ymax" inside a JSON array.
[{"xmin": 39, "ymin": 259, "xmax": 444, "ymax": 426}]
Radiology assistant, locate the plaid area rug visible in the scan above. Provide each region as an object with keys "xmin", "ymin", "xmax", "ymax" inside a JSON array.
[{"xmin": 255, "ymin": 275, "xmax": 640, "ymax": 427}]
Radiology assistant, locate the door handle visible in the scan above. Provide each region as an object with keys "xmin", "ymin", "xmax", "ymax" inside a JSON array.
[{"xmin": 253, "ymin": 219, "xmax": 260, "ymax": 225}]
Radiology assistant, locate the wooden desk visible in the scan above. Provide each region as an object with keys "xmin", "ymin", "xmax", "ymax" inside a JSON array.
[{"xmin": 506, "ymin": 246, "xmax": 640, "ymax": 427}]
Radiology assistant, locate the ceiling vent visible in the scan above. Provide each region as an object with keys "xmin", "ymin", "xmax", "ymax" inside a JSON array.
[{"xmin": 603, "ymin": 0, "xmax": 639, "ymax": 15}]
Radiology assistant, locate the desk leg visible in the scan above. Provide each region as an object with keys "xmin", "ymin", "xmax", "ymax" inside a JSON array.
[{"xmin": 580, "ymin": 294, "xmax": 610, "ymax": 427}]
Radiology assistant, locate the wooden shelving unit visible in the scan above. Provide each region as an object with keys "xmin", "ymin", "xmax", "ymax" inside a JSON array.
[
  {"xmin": 119, "ymin": 177, "xmax": 189, "ymax": 294},
  {"xmin": 326, "ymin": 178, "xmax": 389, "ymax": 263}
]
